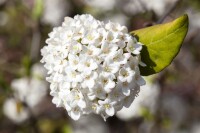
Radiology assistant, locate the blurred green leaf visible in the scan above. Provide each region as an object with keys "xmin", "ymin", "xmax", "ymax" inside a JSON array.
[
  {"xmin": 0, "ymin": 73, "xmax": 10, "ymax": 91},
  {"xmin": 140, "ymin": 107, "xmax": 154, "ymax": 121},
  {"xmin": 32, "ymin": 0, "xmax": 43, "ymax": 20},
  {"xmin": 21, "ymin": 56, "xmax": 32, "ymax": 76},
  {"xmin": 38, "ymin": 119, "xmax": 55, "ymax": 133},
  {"xmin": 38, "ymin": 119, "xmax": 71, "ymax": 133},
  {"xmin": 62, "ymin": 125, "xmax": 72, "ymax": 133},
  {"xmin": 131, "ymin": 15, "xmax": 189, "ymax": 76},
  {"xmin": 162, "ymin": 117, "xmax": 172, "ymax": 129}
]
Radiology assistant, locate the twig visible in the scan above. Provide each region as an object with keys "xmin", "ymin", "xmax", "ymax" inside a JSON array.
[
  {"xmin": 137, "ymin": 0, "xmax": 148, "ymax": 12},
  {"xmin": 30, "ymin": 27, "xmax": 41, "ymax": 62},
  {"xmin": 157, "ymin": 0, "xmax": 182, "ymax": 24}
]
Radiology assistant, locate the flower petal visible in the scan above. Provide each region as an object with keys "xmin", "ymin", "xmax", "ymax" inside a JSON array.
[
  {"xmin": 70, "ymin": 110, "xmax": 81, "ymax": 120},
  {"xmin": 106, "ymin": 106, "xmax": 115, "ymax": 116}
]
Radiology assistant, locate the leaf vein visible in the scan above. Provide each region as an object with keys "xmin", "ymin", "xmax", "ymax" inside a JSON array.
[{"xmin": 148, "ymin": 22, "xmax": 186, "ymax": 46}]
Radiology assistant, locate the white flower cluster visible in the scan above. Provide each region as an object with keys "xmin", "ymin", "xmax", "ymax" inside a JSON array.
[
  {"xmin": 11, "ymin": 76, "xmax": 47, "ymax": 108},
  {"xmin": 41, "ymin": 14, "xmax": 145, "ymax": 120},
  {"xmin": 3, "ymin": 64, "xmax": 48, "ymax": 123}
]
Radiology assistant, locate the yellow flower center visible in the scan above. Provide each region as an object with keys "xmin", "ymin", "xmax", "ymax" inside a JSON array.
[{"xmin": 104, "ymin": 104, "xmax": 110, "ymax": 109}]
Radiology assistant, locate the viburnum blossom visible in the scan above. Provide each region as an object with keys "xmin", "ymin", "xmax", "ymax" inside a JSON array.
[
  {"xmin": 11, "ymin": 63, "xmax": 48, "ymax": 108},
  {"xmin": 3, "ymin": 63, "xmax": 48, "ymax": 123},
  {"xmin": 3, "ymin": 98, "xmax": 29, "ymax": 124},
  {"xmin": 41, "ymin": 14, "xmax": 145, "ymax": 121}
]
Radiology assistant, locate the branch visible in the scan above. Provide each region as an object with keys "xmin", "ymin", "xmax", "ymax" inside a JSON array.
[{"xmin": 157, "ymin": 0, "xmax": 182, "ymax": 24}]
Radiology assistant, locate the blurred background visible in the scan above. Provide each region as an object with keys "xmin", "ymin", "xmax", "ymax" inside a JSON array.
[{"xmin": 0, "ymin": 0, "xmax": 200, "ymax": 133}]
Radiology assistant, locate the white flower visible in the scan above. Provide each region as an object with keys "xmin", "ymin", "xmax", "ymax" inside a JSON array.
[
  {"xmin": 10, "ymin": 62, "xmax": 48, "ymax": 110},
  {"xmin": 105, "ymin": 31, "xmax": 116, "ymax": 43},
  {"xmin": 81, "ymin": 71, "xmax": 98, "ymax": 89},
  {"xmin": 31, "ymin": 63, "xmax": 47, "ymax": 79},
  {"xmin": 126, "ymin": 39, "xmax": 142, "ymax": 55},
  {"xmin": 64, "ymin": 30, "xmax": 74, "ymax": 41},
  {"xmin": 81, "ymin": 30, "xmax": 100, "ymax": 44},
  {"xmin": 88, "ymin": 83, "xmax": 106, "ymax": 100},
  {"xmin": 68, "ymin": 54, "xmax": 79, "ymax": 70},
  {"xmin": 41, "ymin": 14, "xmax": 145, "ymax": 120},
  {"xmin": 134, "ymin": 66, "xmax": 146, "ymax": 86},
  {"xmin": 123, "ymin": 91, "xmax": 138, "ymax": 108},
  {"xmin": 105, "ymin": 21, "xmax": 127, "ymax": 33},
  {"xmin": 70, "ymin": 106, "xmax": 82, "ymax": 120},
  {"xmin": 11, "ymin": 77, "xmax": 48, "ymax": 108},
  {"xmin": 101, "ymin": 59, "xmax": 120, "ymax": 76},
  {"xmin": 116, "ymin": 76, "xmax": 160, "ymax": 121},
  {"xmin": 3, "ymin": 98, "xmax": 29, "ymax": 123},
  {"xmin": 109, "ymin": 49, "xmax": 127, "ymax": 64},
  {"xmin": 99, "ymin": 74, "xmax": 115, "ymax": 93},
  {"xmin": 53, "ymin": 60, "xmax": 68, "ymax": 73},
  {"xmin": 52, "ymin": 95, "xmax": 63, "ymax": 107},
  {"xmin": 69, "ymin": 41, "xmax": 82, "ymax": 54},
  {"xmin": 65, "ymin": 68, "xmax": 82, "ymax": 84},
  {"xmin": 53, "ymin": 82, "xmax": 71, "ymax": 108},
  {"xmin": 118, "ymin": 65, "xmax": 135, "ymax": 83},
  {"xmin": 99, "ymin": 99, "xmax": 116, "ymax": 116},
  {"xmin": 118, "ymin": 81, "xmax": 136, "ymax": 96},
  {"xmin": 78, "ymin": 56, "xmax": 98, "ymax": 72},
  {"xmin": 100, "ymin": 41, "xmax": 118, "ymax": 57},
  {"xmin": 67, "ymin": 89, "xmax": 86, "ymax": 109},
  {"xmin": 81, "ymin": 45, "xmax": 101, "ymax": 57},
  {"xmin": 108, "ymin": 84, "xmax": 125, "ymax": 101}
]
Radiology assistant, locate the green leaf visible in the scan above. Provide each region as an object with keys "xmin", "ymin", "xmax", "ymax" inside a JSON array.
[
  {"xmin": 32, "ymin": 0, "xmax": 43, "ymax": 20},
  {"xmin": 131, "ymin": 14, "xmax": 189, "ymax": 76},
  {"xmin": 62, "ymin": 125, "xmax": 72, "ymax": 133},
  {"xmin": 21, "ymin": 55, "xmax": 32, "ymax": 76}
]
